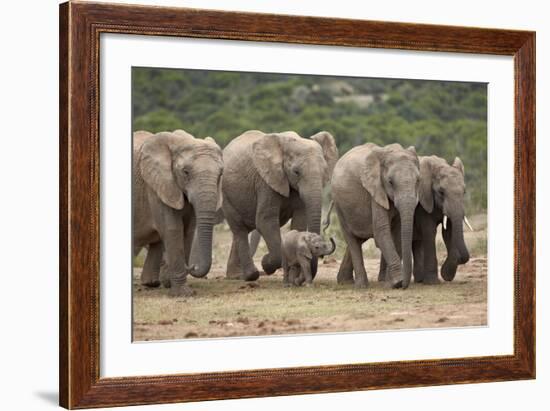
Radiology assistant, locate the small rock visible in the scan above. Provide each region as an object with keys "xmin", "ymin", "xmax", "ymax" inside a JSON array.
[{"xmin": 184, "ymin": 331, "xmax": 198, "ymax": 338}]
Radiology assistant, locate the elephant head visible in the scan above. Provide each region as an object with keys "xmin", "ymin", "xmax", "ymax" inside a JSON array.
[
  {"xmin": 139, "ymin": 129, "xmax": 223, "ymax": 278},
  {"xmin": 362, "ymin": 144, "xmax": 420, "ymax": 288},
  {"xmin": 299, "ymin": 233, "xmax": 337, "ymax": 258},
  {"xmin": 251, "ymin": 130, "xmax": 338, "ymax": 236},
  {"xmin": 419, "ymin": 155, "xmax": 470, "ymax": 281}
]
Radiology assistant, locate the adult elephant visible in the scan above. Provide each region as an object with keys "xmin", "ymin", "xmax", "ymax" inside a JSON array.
[
  {"xmin": 133, "ymin": 130, "xmax": 223, "ymax": 297},
  {"xmin": 222, "ymin": 130, "xmax": 338, "ymax": 281},
  {"xmin": 394, "ymin": 155, "xmax": 471, "ymax": 283},
  {"xmin": 332, "ymin": 143, "xmax": 420, "ymax": 289}
]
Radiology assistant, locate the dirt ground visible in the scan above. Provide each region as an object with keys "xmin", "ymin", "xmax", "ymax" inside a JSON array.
[{"xmin": 133, "ymin": 214, "xmax": 487, "ymax": 341}]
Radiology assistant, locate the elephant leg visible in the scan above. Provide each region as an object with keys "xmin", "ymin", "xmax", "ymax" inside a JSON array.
[
  {"xmin": 256, "ymin": 195, "xmax": 283, "ymax": 275},
  {"xmin": 298, "ymin": 258, "xmax": 314, "ymax": 286},
  {"xmin": 257, "ymin": 221, "xmax": 283, "ymax": 274},
  {"xmin": 282, "ymin": 257, "xmax": 290, "ymax": 287},
  {"xmin": 234, "ymin": 228, "xmax": 260, "ymax": 281},
  {"xmin": 153, "ymin": 203, "xmax": 195, "ymax": 297},
  {"xmin": 372, "ymin": 204, "xmax": 402, "ymax": 289},
  {"xmin": 337, "ymin": 247, "xmax": 355, "ymax": 284},
  {"xmin": 225, "ymin": 237, "xmax": 243, "ymax": 280},
  {"xmin": 141, "ymin": 242, "xmax": 162, "ymax": 287},
  {"xmin": 378, "ymin": 255, "xmax": 386, "ymax": 282},
  {"xmin": 381, "ymin": 218, "xmax": 403, "ymax": 282},
  {"xmin": 413, "ymin": 240, "xmax": 425, "ymax": 282},
  {"xmin": 184, "ymin": 214, "xmax": 196, "ymax": 267},
  {"xmin": 294, "ymin": 270, "xmax": 306, "ymax": 286},
  {"xmin": 421, "ymin": 221, "xmax": 440, "ymax": 284},
  {"xmin": 340, "ymin": 230, "xmax": 368, "ymax": 288},
  {"xmin": 249, "ymin": 230, "xmax": 261, "ymax": 258}
]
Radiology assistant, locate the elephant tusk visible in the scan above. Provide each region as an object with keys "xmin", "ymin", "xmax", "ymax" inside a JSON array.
[
  {"xmin": 443, "ymin": 215, "xmax": 448, "ymax": 230},
  {"xmin": 464, "ymin": 216, "xmax": 474, "ymax": 232}
]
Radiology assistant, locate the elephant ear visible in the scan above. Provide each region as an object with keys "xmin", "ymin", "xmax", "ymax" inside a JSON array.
[
  {"xmin": 361, "ymin": 148, "xmax": 389, "ymax": 210},
  {"xmin": 139, "ymin": 132, "xmax": 185, "ymax": 210},
  {"xmin": 419, "ymin": 158, "xmax": 434, "ymax": 213},
  {"xmin": 310, "ymin": 131, "xmax": 339, "ymax": 182},
  {"xmin": 453, "ymin": 156, "xmax": 465, "ymax": 176},
  {"xmin": 252, "ymin": 133, "xmax": 290, "ymax": 197},
  {"xmin": 298, "ymin": 233, "xmax": 313, "ymax": 259}
]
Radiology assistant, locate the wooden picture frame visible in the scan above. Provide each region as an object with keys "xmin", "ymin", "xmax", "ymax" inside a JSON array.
[{"xmin": 59, "ymin": 1, "xmax": 535, "ymax": 408}]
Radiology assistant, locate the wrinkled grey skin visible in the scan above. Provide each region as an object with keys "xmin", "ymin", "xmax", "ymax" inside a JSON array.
[
  {"xmin": 281, "ymin": 230, "xmax": 336, "ymax": 287},
  {"xmin": 222, "ymin": 130, "xmax": 338, "ymax": 281},
  {"xmin": 331, "ymin": 143, "xmax": 420, "ymax": 289},
  {"xmin": 133, "ymin": 130, "xmax": 223, "ymax": 297},
  {"xmin": 388, "ymin": 155, "xmax": 470, "ymax": 283}
]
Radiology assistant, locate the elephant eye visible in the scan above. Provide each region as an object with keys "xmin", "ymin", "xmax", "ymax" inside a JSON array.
[
  {"xmin": 439, "ymin": 188, "xmax": 445, "ymax": 196},
  {"xmin": 293, "ymin": 168, "xmax": 300, "ymax": 176}
]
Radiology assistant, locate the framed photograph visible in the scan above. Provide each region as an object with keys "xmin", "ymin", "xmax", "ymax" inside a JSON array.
[{"xmin": 59, "ymin": 1, "xmax": 535, "ymax": 408}]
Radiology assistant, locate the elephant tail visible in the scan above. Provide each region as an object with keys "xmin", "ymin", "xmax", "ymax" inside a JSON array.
[{"xmin": 322, "ymin": 200, "xmax": 335, "ymax": 235}]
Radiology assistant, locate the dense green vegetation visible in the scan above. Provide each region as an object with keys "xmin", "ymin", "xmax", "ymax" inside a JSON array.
[{"xmin": 132, "ymin": 68, "xmax": 487, "ymax": 212}]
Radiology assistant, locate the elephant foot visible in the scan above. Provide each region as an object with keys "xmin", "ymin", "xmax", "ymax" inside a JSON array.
[
  {"xmin": 304, "ymin": 282, "xmax": 314, "ymax": 288},
  {"xmin": 337, "ymin": 270, "xmax": 354, "ymax": 285},
  {"xmin": 261, "ymin": 254, "xmax": 281, "ymax": 275},
  {"xmin": 422, "ymin": 275, "xmax": 441, "ymax": 285},
  {"xmin": 354, "ymin": 275, "xmax": 368, "ymax": 289},
  {"xmin": 169, "ymin": 283, "xmax": 196, "ymax": 297},
  {"xmin": 295, "ymin": 278, "xmax": 306, "ymax": 287},
  {"xmin": 385, "ymin": 265, "xmax": 403, "ymax": 289},
  {"xmin": 225, "ymin": 271, "xmax": 242, "ymax": 280},
  {"xmin": 242, "ymin": 269, "xmax": 260, "ymax": 282},
  {"xmin": 142, "ymin": 280, "xmax": 160, "ymax": 288},
  {"xmin": 389, "ymin": 280, "xmax": 403, "ymax": 289},
  {"xmin": 283, "ymin": 282, "xmax": 292, "ymax": 288},
  {"xmin": 167, "ymin": 273, "xmax": 195, "ymax": 297},
  {"xmin": 413, "ymin": 270, "xmax": 425, "ymax": 283},
  {"xmin": 162, "ymin": 278, "xmax": 172, "ymax": 288}
]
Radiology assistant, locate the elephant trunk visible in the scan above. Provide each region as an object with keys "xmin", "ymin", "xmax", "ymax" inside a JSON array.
[
  {"xmin": 323, "ymin": 237, "xmax": 337, "ymax": 256},
  {"xmin": 397, "ymin": 199, "xmax": 416, "ymax": 289},
  {"xmin": 188, "ymin": 188, "xmax": 218, "ymax": 278},
  {"xmin": 302, "ymin": 183, "xmax": 323, "ymax": 278},
  {"xmin": 441, "ymin": 215, "xmax": 470, "ymax": 281},
  {"xmin": 452, "ymin": 216, "xmax": 469, "ymax": 265}
]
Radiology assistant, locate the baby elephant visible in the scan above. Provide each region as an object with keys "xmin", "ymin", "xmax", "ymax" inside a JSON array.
[{"xmin": 281, "ymin": 230, "xmax": 336, "ymax": 287}]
